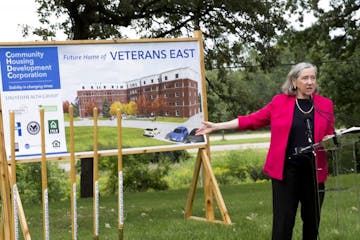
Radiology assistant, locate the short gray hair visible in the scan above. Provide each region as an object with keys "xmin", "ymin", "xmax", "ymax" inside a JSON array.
[{"xmin": 281, "ymin": 62, "xmax": 318, "ymax": 95}]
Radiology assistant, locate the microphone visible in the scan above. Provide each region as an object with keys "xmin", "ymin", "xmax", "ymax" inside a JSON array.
[
  {"xmin": 304, "ymin": 114, "xmax": 312, "ymax": 131},
  {"xmin": 304, "ymin": 114, "xmax": 313, "ymax": 144},
  {"xmin": 333, "ymin": 131, "xmax": 339, "ymax": 146}
]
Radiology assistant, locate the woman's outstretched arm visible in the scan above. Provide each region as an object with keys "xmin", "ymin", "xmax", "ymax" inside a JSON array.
[{"xmin": 196, "ymin": 119, "xmax": 238, "ymax": 135}]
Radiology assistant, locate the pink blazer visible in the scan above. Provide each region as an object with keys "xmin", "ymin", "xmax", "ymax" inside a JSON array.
[{"xmin": 238, "ymin": 93, "xmax": 334, "ymax": 183}]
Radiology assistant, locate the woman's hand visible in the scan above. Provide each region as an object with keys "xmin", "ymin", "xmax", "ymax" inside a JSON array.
[
  {"xmin": 196, "ymin": 121, "xmax": 217, "ymax": 135},
  {"xmin": 196, "ymin": 118, "xmax": 238, "ymax": 135}
]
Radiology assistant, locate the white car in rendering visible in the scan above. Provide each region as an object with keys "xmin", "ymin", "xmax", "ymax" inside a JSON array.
[{"xmin": 143, "ymin": 127, "xmax": 161, "ymax": 137}]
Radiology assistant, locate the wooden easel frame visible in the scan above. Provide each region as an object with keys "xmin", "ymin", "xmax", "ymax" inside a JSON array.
[
  {"xmin": 183, "ymin": 31, "xmax": 231, "ymax": 225},
  {"xmin": 184, "ymin": 147, "xmax": 232, "ymax": 225},
  {"xmin": 0, "ymin": 30, "xmax": 232, "ymax": 239}
]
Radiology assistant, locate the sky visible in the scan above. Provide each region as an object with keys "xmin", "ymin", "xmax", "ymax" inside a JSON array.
[
  {"xmin": 0, "ymin": 0, "xmax": 48, "ymax": 42},
  {"xmin": 0, "ymin": 0, "xmax": 332, "ymax": 43}
]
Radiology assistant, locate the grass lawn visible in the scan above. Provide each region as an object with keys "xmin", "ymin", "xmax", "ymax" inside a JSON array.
[{"xmin": 19, "ymin": 175, "xmax": 360, "ymax": 239}]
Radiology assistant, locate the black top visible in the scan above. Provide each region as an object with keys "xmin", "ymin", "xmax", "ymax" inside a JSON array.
[{"xmin": 286, "ymin": 99, "xmax": 314, "ymax": 164}]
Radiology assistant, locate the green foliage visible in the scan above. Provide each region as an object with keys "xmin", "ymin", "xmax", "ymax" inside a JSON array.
[
  {"xmin": 211, "ymin": 149, "xmax": 269, "ymax": 184},
  {"xmin": 166, "ymin": 149, "xmax": 269, "ymax": 189},
  {"xmin": 318, "ymin": 59, "xmax": 360, "ymax": 127},
  {"xmin": 99, "ymin": 151, "xmax": 190, "ymax": 194},
  {"xmin": 71, "ymin": 101, "xmax": 80, "ymax": 117},
  {"xmin": 164, "ymin": 159, "xmax": 195, "ymax": 189},
  {"xmin": 101, "ymin": 98, "xmax": 110, "ymax": 118},
  {"xmin": 16, "ymin": 162, "xmax": 70, "ymax": 204},
  {"xmin": 123, "ymin": 158, "xmax": 170, "ymax": 192},
  {"xmin": 304, "ymin": 1, "xmax": 359, "ymax": 61},
  {"xmin": 30, "ymin": 0, "xmax": 294, "ymax": 71},
  {"xmin": 206, "ymin": 67, "xmax": 284, "ymax": 121},
  {"xmin": 278, "ymin": 1, "xmax": 360, "ymax": 127},
  {"xmin": 97, "ymin": 156, "xmax": 118, "ymax": 195}
]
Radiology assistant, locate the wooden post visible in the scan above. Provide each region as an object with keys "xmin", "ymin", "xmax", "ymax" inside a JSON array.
[
  {"xmin": 200, "ymin": 149, "xmax": 231, "ymax": 224},
  {"xmin": 194, "ymin": 30, "xmax": 215, "ymax": 221},
  {"xmin": 69, "ymin": 106, "xmax": 77, "ymax": 240},
  {"xmin": 40, "ymin": 108, "xmax": 49, "ymax": 240},
  {"xmin": 203, "ymin": 146, "xmax": 214, "ymax": 221},
  {"xmin": 0, "ymin": 155, "xmax": 13, "ymax": 240},
  {"xmin": 9, "ymin": 111, "xmax": 31, "ymax": 240},
  {"xmin": 184, "ymin": 150, "xmax": 202, "ymax": 219},
  {"xmin": 9, "ymin": 111, "xmax": 19, "ymax": 240},
  {"xmin": 7, "ymin": 167, "xmax": 31, "ymax": 240},
  {"xmin": 0, "ymin": 105, "xmax": 13, "ymax": 239},
  {"xmin": 93, "ymin": 108, "xmax": 99, "ymax": 239},
  {"xmin": 116, "ymin": 109, "xmax": 124, "ymax": 240}
]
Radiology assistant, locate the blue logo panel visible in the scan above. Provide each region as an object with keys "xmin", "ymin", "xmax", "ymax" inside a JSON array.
[{"xmin": 0, "ymin": 47, "xmax": 60, "ymax": 91}]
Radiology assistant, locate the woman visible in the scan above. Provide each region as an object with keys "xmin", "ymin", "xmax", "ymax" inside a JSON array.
[{"xmin": 196, "ymin": 62, "xmax": 334, "ymax": 240}]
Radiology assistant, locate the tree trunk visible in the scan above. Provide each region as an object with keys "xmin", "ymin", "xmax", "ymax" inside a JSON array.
[{"xmin": 80, "ymin": 158, "xmax": 93, "ymax": 198}]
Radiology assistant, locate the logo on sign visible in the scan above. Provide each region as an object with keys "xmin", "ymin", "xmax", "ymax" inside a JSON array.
[
  {"xmin": 15, "ymin": 122, "xmax": 22, "ymax": 136},
  {"xmin": 15, "ymin": 142, "xmax": 19, "ymax": 152},
  {"xmin": 52, "ymin": 140, "xmax": 61, "ymax": 148},
  {"xmin": 27, "ymin": 121, "xmax": 40, "ymax": 135},
  {"xmin": 48, "ymin": 120, "xmax": 59, "ymax": 134}
]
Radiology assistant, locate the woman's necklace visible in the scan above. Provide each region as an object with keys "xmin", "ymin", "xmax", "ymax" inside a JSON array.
[{"xmin": 296, "ymin": 98, "xmax": 314, "ymax": 114}]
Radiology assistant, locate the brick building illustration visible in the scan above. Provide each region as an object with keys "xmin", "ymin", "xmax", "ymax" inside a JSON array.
[{"xmin": 77, "ymin": 67, "xmax": 201, "ymax": 118}]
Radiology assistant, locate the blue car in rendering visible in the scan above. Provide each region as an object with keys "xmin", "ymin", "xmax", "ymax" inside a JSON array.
[{"xmin": 168, "ymin": 126, "xmax": 189, "ymax": 142}]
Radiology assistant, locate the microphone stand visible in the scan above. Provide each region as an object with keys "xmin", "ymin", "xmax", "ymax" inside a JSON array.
[{"xmin": 304, "ymin": 114, "xmax": 321, "ymax": 240}]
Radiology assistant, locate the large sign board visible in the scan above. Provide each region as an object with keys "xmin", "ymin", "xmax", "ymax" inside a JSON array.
[{"xmin": 0, "ymin": 35, "xmax": 207, "ymax": 160}]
